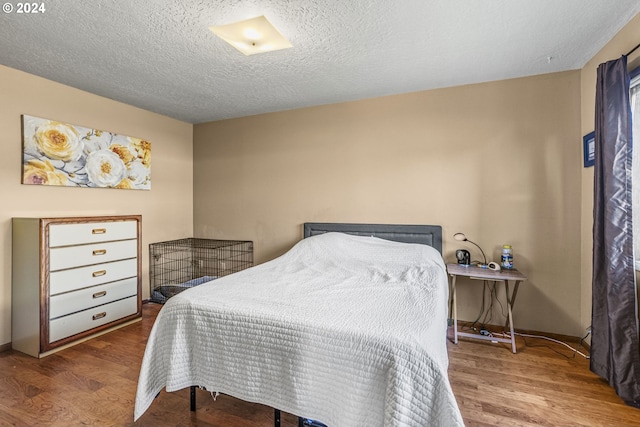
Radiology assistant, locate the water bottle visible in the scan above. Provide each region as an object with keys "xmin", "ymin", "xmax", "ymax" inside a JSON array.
[{"xmin": 501, "ymin": 245, "xmax": 513, "ymax": 269}]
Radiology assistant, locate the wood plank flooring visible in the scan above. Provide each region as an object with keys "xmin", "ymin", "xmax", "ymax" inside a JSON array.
[{"xmin": 0, "ymin": 302, "xmax": 639, "ymax": 426}]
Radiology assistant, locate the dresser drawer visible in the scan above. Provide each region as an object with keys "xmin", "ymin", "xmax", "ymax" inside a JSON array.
[
  {"xmin": 50, "ymin": 258, "xmax": 138, "ymax": 295},
  {"xmin": 49, "ymin": 220, "xmax": 138, "ymax": 247},
  {"xmin": 49, "ymin": 296, "xmax": 138, "ymax": 343},
  {"xmin": 49, "ymin": 239, "xmax": 137, "ymax": 271},
  {"xmin": 49, "ymin": 277, "xmax": 138, "ymax": 319}
]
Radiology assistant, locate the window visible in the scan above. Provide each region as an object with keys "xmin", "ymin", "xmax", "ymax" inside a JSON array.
[{"xmin": 631, "ymin": 67, "xmax": 640, "ymax": 267}]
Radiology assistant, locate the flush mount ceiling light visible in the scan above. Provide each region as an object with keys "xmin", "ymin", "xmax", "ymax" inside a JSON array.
[{"xmin": 209, "ymin": 15, "xmax": 292, "ymax": 56}]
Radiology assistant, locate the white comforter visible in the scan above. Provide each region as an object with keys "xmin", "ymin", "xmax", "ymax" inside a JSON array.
[{"xmin": 134, "ymin": 232, "xmax": 464, "ymax": 426}]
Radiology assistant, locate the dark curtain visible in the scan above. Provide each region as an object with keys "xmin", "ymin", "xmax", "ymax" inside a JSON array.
[{"xmin": 591, "ymin": 55, "xmax": 640, "ymax": 408}]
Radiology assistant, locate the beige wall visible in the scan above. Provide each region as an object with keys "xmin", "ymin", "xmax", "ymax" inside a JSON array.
[
  {"xmin": 6, "ymin": 14, "xmax": 636, "ymax": 347},
  {"xmin": 0, "ymin": 65, "xmax": 194, "ymax": 346},
  {"xmin": 194, "ymin": 71, "xmax": 583, "ymax": 336},
  {"xmin": 580, "ymin": 14, "xmax": 640, "ymax": 337}
]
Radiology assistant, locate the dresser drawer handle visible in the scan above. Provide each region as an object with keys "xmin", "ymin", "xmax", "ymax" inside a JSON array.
[
  {"xmin": 92, "ymin": 228, "xmax": 107, "ymax": 234},
  {"xmin": 93, "ymin": 291, "xmax": 107, "ymax": 299},
  {"xmin": 92, "ymin": 249, "xmax": 107, "ymax": 256},
  {"xmin": 92, "ymin": 270, "xmax": 107, "ymax": 277},
  {"xmin": 92, "ymin": 312, "xmax": 107, "ymax": 321}
]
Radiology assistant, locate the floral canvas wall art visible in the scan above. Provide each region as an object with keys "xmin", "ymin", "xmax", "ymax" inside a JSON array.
[{"xmin": 21, "ymin": 115, "xmax": 151, "ymax": 190}]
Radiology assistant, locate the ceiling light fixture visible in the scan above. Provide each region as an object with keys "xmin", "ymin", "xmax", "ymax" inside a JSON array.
[{"xmin": 209, "ymin": 15, "xmax": 292, "ymax": 56}]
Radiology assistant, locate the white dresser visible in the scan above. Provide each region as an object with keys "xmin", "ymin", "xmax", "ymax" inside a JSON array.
[{"xmin": 12, "ymin": 215, "xmax": 142, "ymax": 357}]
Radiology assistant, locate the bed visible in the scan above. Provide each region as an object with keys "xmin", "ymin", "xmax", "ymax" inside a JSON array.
[{"xmin": 134, "ymin": 222, "xmax": 464, "ymax": 427}]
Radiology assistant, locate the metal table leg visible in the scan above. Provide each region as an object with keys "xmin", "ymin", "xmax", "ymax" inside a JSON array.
[
  {"xmin": 274, "ymin": 409, "xmax": 281, "ymax": 427},
  {"xmin": 502, "ymin": 280, "xmax": 521, "ymax": 353},
  {"xmin": 504, "ymin": 281, "xmax": 516, "ymax": 353},
  {"xmin": 451, "ymin": 274, "xmax": 458, "ymax": 344}
]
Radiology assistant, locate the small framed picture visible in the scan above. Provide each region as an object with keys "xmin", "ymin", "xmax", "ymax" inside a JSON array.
[{"xmin": 583, "ymin": 131, "xmax": 595, "ymax": 167}]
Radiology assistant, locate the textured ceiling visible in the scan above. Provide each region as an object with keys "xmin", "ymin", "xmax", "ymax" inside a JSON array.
[{"xmin": 1, "ymin": 1, "xmax": 639, "ymax": 124}]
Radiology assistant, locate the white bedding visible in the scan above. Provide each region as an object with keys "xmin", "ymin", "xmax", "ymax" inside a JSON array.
[{"xmin": 134, "ymin": 232, "xmax": 464, "ymax": 426}]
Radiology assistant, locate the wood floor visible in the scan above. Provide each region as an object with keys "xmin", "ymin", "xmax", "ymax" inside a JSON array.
[{"xmin": 1, "ymin": 302, "xmax": 639, "ymax": 427}]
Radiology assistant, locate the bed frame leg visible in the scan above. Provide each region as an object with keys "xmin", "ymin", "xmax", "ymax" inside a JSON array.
[
  {"xmin": 190, "ymin": 386, "xmax": 196, "ymax": 411},
  {"xmin": 274, "ymin": 409, "xmax": 281, "ymax": 427}
]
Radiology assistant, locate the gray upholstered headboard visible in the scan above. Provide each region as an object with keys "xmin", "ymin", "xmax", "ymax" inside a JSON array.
[{"xmin": 303, "ymin": 222, "xmax": 442, "ymax": 254}]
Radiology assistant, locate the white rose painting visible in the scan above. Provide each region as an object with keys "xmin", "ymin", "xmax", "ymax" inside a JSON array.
[{"xmin": 21, "ymin": 115, "xmax": 151, "ymax": 190}]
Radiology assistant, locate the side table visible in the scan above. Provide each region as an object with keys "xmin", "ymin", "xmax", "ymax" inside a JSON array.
[{"xmin": 447, "ymin": 263, "xmax": 527, "ymax": 353}]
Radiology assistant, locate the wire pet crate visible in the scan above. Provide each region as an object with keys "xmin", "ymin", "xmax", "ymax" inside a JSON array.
[{"xmin": 149, "ymin": 238, "xmax": 253, "ymax": 303}]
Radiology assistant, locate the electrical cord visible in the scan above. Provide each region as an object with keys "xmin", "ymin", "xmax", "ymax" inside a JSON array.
[
  {"xmin": 495, "ymin": 330, "xmax": 591, "ymax": 359},
  {"xmin": 480, "ymin": 282, "xmax": 497, "ymax": 328},
  {"xmin": 467, "ymin": 281, "xmax": 506, "ymax": 334},
  {"xmin": 491, "ymin": 281, "xmax": 507, "ymax": 318},
  {"xmin": 466, "ymin": 281, "xmax": 489, "ymax": 332}
]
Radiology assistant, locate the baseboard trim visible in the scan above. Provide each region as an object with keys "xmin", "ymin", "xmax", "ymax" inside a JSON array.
[
  {"xmin": 454, "ymin": 320, "xmax": 591, "ymax": 352},
  {"xmin": 0, "ymin": 342, "xmax": 11, "ymax": 353}
]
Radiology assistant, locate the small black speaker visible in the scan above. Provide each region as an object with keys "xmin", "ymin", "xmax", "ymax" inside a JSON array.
[{"xmin": 456, "ymin": 249, "xmax": 470, "ymax": 265}]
